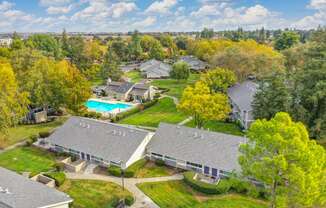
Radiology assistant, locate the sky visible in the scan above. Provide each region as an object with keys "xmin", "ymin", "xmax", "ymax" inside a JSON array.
[{"xmin": 0, "ymin": 0, "xmax": 325, "ymax": 32}]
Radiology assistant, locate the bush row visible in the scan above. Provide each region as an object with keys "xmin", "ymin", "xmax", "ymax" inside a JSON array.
[
  {"xmin": 183, "ymin": 171, "xmax": 268, "ymax": 199},
  {"xmin": 107, "ymin": 166, "xmax": 134, "ymax": 178},
  {"xmin": 111, "ymin": 99, "xmax": 158, "ymax": 123},
  {"xmin": 109, "ymin": 195, "xmax": 135, "ymax": 207},
  {"xmin": 44, "ymin": 172, "xmax": 66, "ymax": 187},
  {"xmin": 25, "ymin": 130, "xmax": 52, "ymax": 146}
]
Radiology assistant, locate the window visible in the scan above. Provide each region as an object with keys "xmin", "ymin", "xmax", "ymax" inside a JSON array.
[
  {"xmin": 152, "ymin": 153, "xmax": 163, "ymax": 157},
  {"xmin": 186, "ymin": 161, "xmax": 202, "ymax": 168},
  {"xmin": 164, "ymin": 155, "xmax": 176, "ymax": 161},
  {"xmin": 204, "ymin": 166, "xmax": 210, "ymax": 174},
  {"xmin": 212, "ymin": 168, "xmax": 218, "ymax": 177},
  {"xmin": 220, "ymin": 170, "xmax": 231, "ymax": 177}
]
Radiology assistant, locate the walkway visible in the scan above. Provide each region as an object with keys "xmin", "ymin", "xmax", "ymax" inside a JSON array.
[
  {"xmin": 66, "ymin": 172, "xmax": 183, "ymax": 208},
  {"xmin": 161, "ymin": 95, "xmax": 179, "ymax": 105},
  {"xmin": 178, "ymin": 116, "xmax": 193, "ymax": 125}
]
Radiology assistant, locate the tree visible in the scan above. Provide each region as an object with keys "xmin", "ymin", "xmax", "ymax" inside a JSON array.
[
  {"xmin": 149, "ymin": 40, "xmax": 165, "ymax": 60},
  {"xmin": 128, "ymin": 30, "xmax": 143, "ymax": 60},
  {"xmin": 101, "ymin": 48, "xmax": 122, "ymax": 81},
  {"xmin": 178, "ymin": 81, "xmax": 231, "ymax": 128},
  {"xmin": 239, "ymin": 112, "xmax": 326, "ymax": 208},
  {"xmin": 140, "ymin": 35, "xmax": 157, "ymax": 52},
  {"xmin": 200, "ymin": 28, "xmax": 214, "ymax": 39},
  {"xmin": 10, "ymin": 32, "xmax": 24, "ymax": 50},
  {"xmin": 274, "ymin": 31, "xmax": 300, "ymax": 51},
  {"xmin": 160, "ymin": 34, "xmax": 177, "ymax": 58},
  {"xmin": 200, "ymin": 68, "xmax": 237, "ymax": 93},
  {"xmin": 175, "ymin": 36, "xmax": 188, "ymax": 50},
  {"xmin": 27, "ymin": 34, "xmax": 62, "ymax": 59},
  {"xmin": 110, "ymin": 38, "xmax": 129, "ymax": 61},
  {"xmin": 170, "ymin": 61, "xmax": 190, "ymax": 81},
  {"xmin": 252, "ymin": 74, "xmax": 290, "ymax": 120},
  {"xmin": 0, "ymin": 59, "xmax": 29, "ymax": 133}
]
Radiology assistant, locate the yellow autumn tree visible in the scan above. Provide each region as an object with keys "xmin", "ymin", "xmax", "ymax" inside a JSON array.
[{"xmin": 177, "ymin": 81, "xmax": 231, "ymax": 128}]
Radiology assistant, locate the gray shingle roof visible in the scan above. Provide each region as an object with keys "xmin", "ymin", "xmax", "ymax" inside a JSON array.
[
  {"xmin": 147, "ymin": 123, "xmax": 246, "ymax": 172},
  {"xmin": 227, "ymin": 81, "xmax": 258, "ymax": 112},
  {"xmin": 0, "ymin": 167, "xmax": 72, "ymax": 208},
  {"xmin": 179, "ymin": 56, "xmax": 208, "ymax": 71},
  {"xmin": 47, "ymin": 117, "xmax": 150, "ymax": 164},
  {"xmin": 140, "ymin": 59, "xmax": 171, "ymax": 78},
  {"xmin": 106, "ymin": 81, "xmax": 135, "ymax": 94}
]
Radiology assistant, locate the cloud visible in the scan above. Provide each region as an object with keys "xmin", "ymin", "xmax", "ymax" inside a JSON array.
[
  {"xmin": 39, "ymin": 0, "xmax": 71, "ymax": 6},
  {"xmin": 191, "ymin": 2, "xmax": 227, "ymax": 16},
  {"xmin": 145, "ymin": 0, "xmax": 177, "ymax": 14},
  {"xmin": 292, "ymin": 0, "xmax": 326, "ymax": 29},
  {"xmin": 0, "ymin": 1, "xmax": 13, "ymax": 11},
  {"xmin": 132, "ymin": 16, "xmax": 156, "ymax": 28},
  {"xmin": 110, "ymin": 2, "xmax": 137, "ymax": 18},
  {"xmin": 46, "ymin": 5, "xmax": 73, "ymax": 14}
]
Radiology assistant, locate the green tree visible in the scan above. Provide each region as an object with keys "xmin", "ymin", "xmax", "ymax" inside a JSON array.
[
  {"xmin": 27, "ymin": 34, "xmax": 62, "ymax": 59},
  {"xmin": 0, "ymin": 48, "xmax": 11, "ymax": 58},
  {"xmin": 101, "ymin": 49, "xmax": 122, "ymax": 81},
  {"xmin": 239, "ymin": 112, "xmax": 326, "ymax": 208},
  {"xmin": 274, "ymin": 31, "xmax": 300, "ymax": 51},
  {"xmin": 0, "ymin": 59, "xmax": 29, "ymax": 133},
  {"xmin": 200, "ymin": 68, "xmax": 237, "ymax": 93},
  {"xmin": 178, "ymin": 81, "xmax": 231, "ymax": 128},
  {"xmin": 140, "ymin": 35, "xmax": 157, "ymax": 52},
  {"xmin": 10, "ymin": 32, "xmax": 24, "ymax": 50},
  {"xmin": 200, "ymin": 28, "xmax": 214, "ymax": 39},
  {"xmin": 128, "ymin": 30, "xmax": 143, "ymax": 60},
  {"xmin": 149, "ymin": 40, "xmax": 164, "ymax": 60},
  {"xmin": 170, "ymin": 61, "xmax": 190, "ymax": 81},
  {"xmin": 252, "ymin": 74, "xmax": 290, "ymax": 120}
]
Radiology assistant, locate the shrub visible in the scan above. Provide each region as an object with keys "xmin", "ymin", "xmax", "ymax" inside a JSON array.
[
  {"xmin": 154, "ymin": 159, "xmax": 165, "ymax": 167},
  {"xmin": 108, "ymin": 165, "xmax": 134, "ymax": 178},
  {"xmin": 124, "ymin": 195, "xmax": 135, "ymax": 206},
  {"xmin": 183, "ymin": 171, "xmax": 220, "ymax": 194},
  {"xmin": 44, "ymin": 172, "xmax": 66, "ymax": 187},
  {"xmin": 107, "ymin": 196, "xmax": 119, "ymax": 207},
  {"xmin": 247, "ymin": 184, "xmax": 260, "ymax": 198},
  {"xmin": 39, "ymin": 131, "xmax": 51, "ymax": 138},
  {"xmin": 216, "ymin": 179, "xmax": 231, "ymax": 194},
  {"xmin": 26, "ymin": 135, "xmax": 38, "ymax": 146},
  {"xmin": 54, "ymin": 162, "xmax": 65, "ymax": 171},
  {"xmin": 229, "ymin": 177, "xmax": 250, "ymax": 194}
]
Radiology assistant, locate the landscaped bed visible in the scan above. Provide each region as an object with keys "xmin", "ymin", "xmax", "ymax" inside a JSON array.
[
  {"xmin": 0, "ymin": 116, "xmax": 68, "ymax": 148},
  {"xmin": 151, "ymin": 73, "xmax": 200, "ymax": 99},
  {"xmin": 185, "ymin": 120, "xmax": 244, "ymax": 136},
  {"xmin": 137, "ymin": 180, "xmax": 268, "ymax": 208},
  {"xmin": 0, "ymin": 146, "xmax": 56, "ymax": 174},
  {"xmin": 118, "ymin": 97, "xmax": 187, "ymax": 127},
  {"xmin": 59, "ymin": 179, "xmax": 133, "ymax": 208}
]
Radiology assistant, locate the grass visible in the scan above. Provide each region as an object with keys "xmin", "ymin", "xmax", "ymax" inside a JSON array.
[
  {"xmin": 137, "ymin": 181, "xmax": 268, "ymax": 208},
  {"xmin": 186, "ymin": 120, "xmax": 244, "ymax": 136},
  {"xmin": 125, "ymin": 70, "xmax": 143, "ymax": 82},
  {"xmin": 119, "ymin": 97, "xmax": 187, "ymax": 127},
  {"xmin": 152, "ymin": 73, "xmax": 200, "ymax": 99},
  {"xmin": 0, "ymin": 116, "xmax": 68, "ymax": 148},
  {"xmin": 0, "ymin": 146, "xmax": 56, "ymax": 174},
  {"xmin": 317, "ymin": 138, "xmax": 326, "ymax": 149},
  {"xmin": 128, "ymin": 159, "xmax": 175, "ymax": 178},
  {"xmin": 59, "ymin": 179, "xmax": 133, "ymax": 208}
]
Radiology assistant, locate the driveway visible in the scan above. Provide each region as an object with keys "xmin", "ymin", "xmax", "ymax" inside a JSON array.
[{"xmin": 65, "ymin": 172, "xmax": 183, "ymax": 208}]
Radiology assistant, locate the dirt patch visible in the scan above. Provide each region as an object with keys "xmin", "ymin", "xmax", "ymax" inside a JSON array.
[{"xmin": 93, "ymin": 166, "xmax": 108, "ymax": 176}]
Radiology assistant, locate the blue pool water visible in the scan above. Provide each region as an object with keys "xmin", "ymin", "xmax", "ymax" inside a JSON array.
[{"xmin": 85, "ymin": 100, "xmax": 132, "ymax": 113}]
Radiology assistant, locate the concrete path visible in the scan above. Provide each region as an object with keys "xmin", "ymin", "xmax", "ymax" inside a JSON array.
[
  {"xmin": 178, "ymin": 116, "xmax": 193, "ymax": 125},
  {"xmin": 161, "ymin": 95, "xmax": 179, "ymax": 105},
  {"xmin": 66, "ymin": 172, "xmax": 183, "ymax": 208},
  {"xmin": 0, "ymin": 140, "xmax": 27, "ymax": 154}
]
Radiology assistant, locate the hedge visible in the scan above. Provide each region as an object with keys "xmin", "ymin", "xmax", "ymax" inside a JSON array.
[
  {"xmin": 183, "ymin": 171, "xmax": 269, "ymax": 199},
  {"xmin": 26, "ymin": 134, "xmax": 38, "ymax": 146},
  {"xmin": 107, "ymin": 166, "xmax": 134, "ymax": 178},
  {"xmin": 44, "ymin": 172, "xmax": 66, "ymax": 187},
  {"xmin": 39, "ymin": 131, "xmax": 51, "ymax": 138},
  {"xmin": 183, "ymin": 171, "xmax": 231, "ymax": 194},
  {"xmin": 125, "ymin": 195, "xmax": 135, "ymax": 206}
]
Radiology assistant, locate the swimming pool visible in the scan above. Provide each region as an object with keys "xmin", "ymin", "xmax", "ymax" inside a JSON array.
[{"xmin": 85, "ymin": 100, "xmax": 132, "ymax": 113}]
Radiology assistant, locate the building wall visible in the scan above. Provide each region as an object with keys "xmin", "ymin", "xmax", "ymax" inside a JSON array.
[
  {"xmin": 45, "ymin": 202, "xmax": 71, "ymax": 208},
  {"xmin": 125, "ymin": 133, "xmax": 154, "ymax": 168}
]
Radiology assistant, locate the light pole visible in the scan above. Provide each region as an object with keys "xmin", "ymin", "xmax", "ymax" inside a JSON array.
[{"xmin": 119, "ymin": 160, "xmax": 125, "ymax": 207}]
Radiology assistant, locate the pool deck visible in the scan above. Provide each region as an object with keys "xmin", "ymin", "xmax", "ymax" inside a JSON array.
[{"xmin": 87, "ymin": 98, "xmax": 139, "ymax": 116}]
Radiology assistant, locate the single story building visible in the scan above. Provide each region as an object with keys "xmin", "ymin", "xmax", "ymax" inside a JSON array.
[
  {"xmin": 179, "ymin": 56, "xmax": 209, "ymax": 71},
  {"xmin": 105, "ymin": 80, "xmax": 155, "ymax": 102},
  {"xmin": 0, "ymin": 38, "xmax": 12, "ymax": 47},
  {"xmin": 0, "ymin": 167, "xmax": 72, "ymax": 208},
  {"xmin": 146, "ymin": 123, "xmax": 246, "ymax": 178},
  {"xmin": 46, "ymin": 116, "xmax": 154, "ymax": 169},
  {"xmin": 139, "ymin": 59, "xmax": 172, "ymax": 79},
  {"xmin": 228, "ymin": 80, "xmax": 258, "ymax": 129}
]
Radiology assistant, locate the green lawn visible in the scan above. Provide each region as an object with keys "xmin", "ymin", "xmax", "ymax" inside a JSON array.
[
  {"xmin": 128, "ymin": 159, "xmax": 175, "ymax": 178},
  {"xmin": 186, "ymin": 120, "xmax": 244, "ymax": 136},
  {"xmin": 0, "ymin": 147, "xmax": 56, "ymax": 173},
  {"xmin": 125, "ymin": 70, "xmax": 143, "ymax": 82},
  {"xmin": 60, "ymin": 179, "xmax": 133, "ymax": 208},
  {"xmin": 152, "ymin": 73, "xmax": 200, "ymax": 99},
  {"xmin": 0, "ymin": 116, "xmax": 68, "ymax": 148},
  {"xmin": 119, "ymin": 97, "xmax": 187, "ymax": 127},
  {"xmin": 137, "ymin": 181, "xmax": 268, "ymax": 208}
]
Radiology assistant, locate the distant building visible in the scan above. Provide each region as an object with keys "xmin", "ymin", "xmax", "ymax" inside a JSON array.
[
  {"xmin": 228, "ymin": 80, "xmax": 258, "ymax": 129},
  {"xmin": 47, "ymin": 116, "xmax": 154, "ymax": 169},
  {"xmin": 0, "ymin": 38, "xmax": 12, "ymax": 47},
  {"xmin": 105, "ymin": 80, "xmax": 155, "ymax": 102},
  {"xmin": 0, "ymin": 167, "xmax": 72, "ymax": 208},
  {"xmin": 179, "ymin": 56, "xmax": 209, "ymax": 71},
  {"xmin": 139, "ymin": 59, "xmax": 172, "ymax": 79},
  {"xmin": 147, "ymin": 123, "xmax": 246, "ymax": 178}
]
